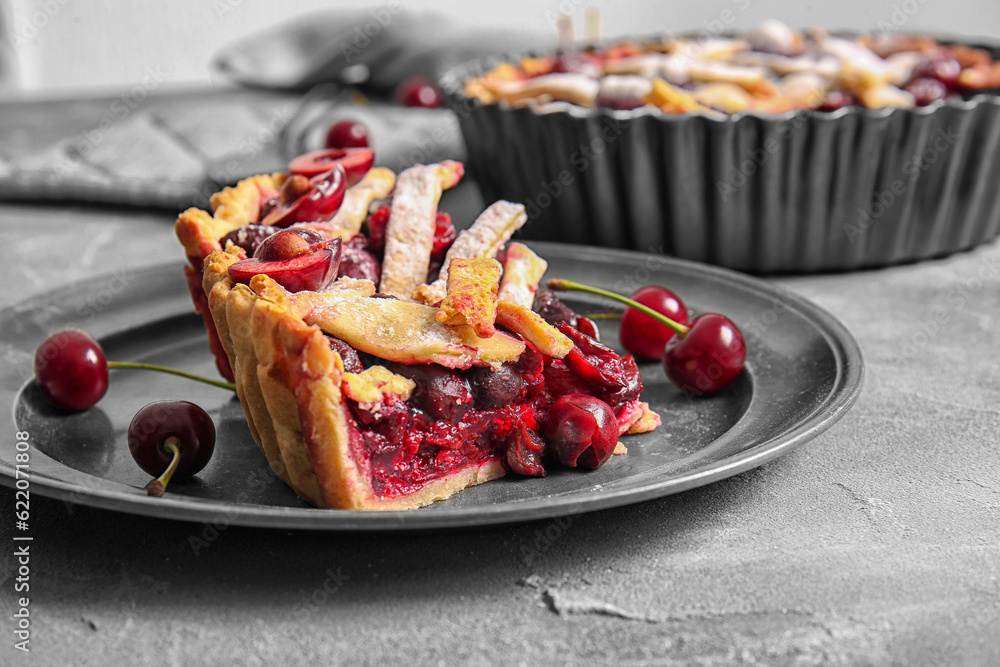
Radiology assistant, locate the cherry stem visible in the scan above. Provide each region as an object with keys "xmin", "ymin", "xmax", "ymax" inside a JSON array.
[
  {"xmin": 144, "ymin": 437, "xmax": 181, "ymax": 497},
  {"xmin": 547, "ymin": 279, "xmax": 691, "ymax": 337},
  {"xmin": 107, "ymin": 361, "xmax": 236, "ymax": 392}
]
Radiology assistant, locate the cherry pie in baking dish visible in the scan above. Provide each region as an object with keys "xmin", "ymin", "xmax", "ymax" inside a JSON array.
[
  {"xmin": 175, "ymin": 150, "xmax": 660, "ymax": 510},
  {"xmin": 464, "ymin": 20, "xmax": 1000, "ymax": 113}
]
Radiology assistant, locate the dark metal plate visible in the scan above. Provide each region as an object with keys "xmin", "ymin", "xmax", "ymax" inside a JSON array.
[{"xmin": 0, "ymin": 243, "xmax": 863, "ymax": 530}]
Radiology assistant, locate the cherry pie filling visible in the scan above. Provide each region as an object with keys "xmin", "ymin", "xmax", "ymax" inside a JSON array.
[{"xmin": 334, "ymin": 324, "xmax": 642, "ymax": 498}]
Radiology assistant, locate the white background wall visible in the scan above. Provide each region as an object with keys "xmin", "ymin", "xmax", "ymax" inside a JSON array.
[{"xmin": 3, "ymin": 0, "xmax": 999, "ymax": 95}]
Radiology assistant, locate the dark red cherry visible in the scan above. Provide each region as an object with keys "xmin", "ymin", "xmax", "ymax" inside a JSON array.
[
  {"xmin": 543, "ymin": 394, "xmax": 618, "ymax": 469},
  {"xmin": 396, "ymin": 77, "xmax": 443, "ymax": 108},
  {"xmin": 325, "ymin": 336, "xmax": 363, "ymax": 374},
  {"xmin": 337, "ymin": 234, "xmax": 381, "ymax": 283},
  {"xmin": 558, "ymin": 324, "xmax": 641, "ymax": 408},
  {"xmin": 34, "ymin": 330, "xmax": 109, "ymax": 411},
  {"xmin": 219, "ymin": 224, "xmax": 280, "ymax": 256},
  {"xmin": 620, "ymin": 286, "xmax": 689, "ymax": 360},
  {"xmin": 254, "ymin": 228, "xmax": 328, "ymax": 261},
  {"xmin": 543, "ymin": 359, "xmax": 597, "ymax": 398},
  {"xmin": 906, "ymin": 77, "xmax": 948, "ymax": 106},
  {"xmin": 128, "ymin": 400, "xmax": 215, "ymax": 495},
  {"xmin": 325, "ymin": 120, "xmax": 371, "ymax": 149},
  {"xmin": 288, "ymin": 148, "xmax": 374, "ymax": 185},
  {"xmin": 262, "ymin": 164, "xmax": 348, "ymax": 227},
  {"xmin": 533, "ymin": 290, "xmax": 590, "ymax": 333},
  {"xmin": 663, "ymin": 313, "xmax": 746, "ymax": 396},
  {"xmin": 389, "ymin": 363, "xmax": 473, "ymax": 422},
  {"xmin": 912, "ymin": 54, "xmax": 962, "ymax": 89},
  {"xmin": 258, "ymin": 196, "xmax": 280, "ymax": 221},
  {"xmin": 467, "ymin": 363, "xmax": 526, "ymax": 409},
  {"xmin": 575, "ymin": 316, "xmax": 600, "ymax": 340}
]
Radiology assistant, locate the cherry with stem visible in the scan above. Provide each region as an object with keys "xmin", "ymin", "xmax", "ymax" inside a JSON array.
[
  {"xmin": 547, "ymin": 279, "xmax": 746, "ymax": 396},
  {"xmin": 34, "ymin": 330, "xmax": 235, "ymax": 412},
  {"xmin": 128, "ymin": 400, "xmax": 216, "ymax": 497}
]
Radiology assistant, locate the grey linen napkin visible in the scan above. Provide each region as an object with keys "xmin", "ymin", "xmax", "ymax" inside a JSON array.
[
  {"xmin": 0, "ymin": 10, "xmax": 550, "ymax": 209},
  {"xmin": 0, "ymin": 94, "xmax": 297, "ymax": 209}
]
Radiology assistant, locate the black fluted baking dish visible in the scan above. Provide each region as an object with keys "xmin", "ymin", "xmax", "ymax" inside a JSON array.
[{"xmin": 440, "ymin": 40, "xmax": 1000, "ymax": 273}]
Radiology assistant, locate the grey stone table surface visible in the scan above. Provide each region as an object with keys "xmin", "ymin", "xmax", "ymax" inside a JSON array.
[{"xmin": 1, "ymin": 197, "xmax": 998, "ymax": 667}]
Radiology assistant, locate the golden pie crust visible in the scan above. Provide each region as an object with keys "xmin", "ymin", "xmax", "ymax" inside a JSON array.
[
  {"xmin": 435, "ymin": 257, "xmax": 502, "ymax": 338},
  {"xmin": 497, "ymin": 242, "xmax": 547, "ymax": 308},
  {"xmin": 413, "ymin": 200, "xmax": 528, "ymax": 305},
  {"xmin": 176, "ymin": 173, "xmax": 286, "ymax": 261},
  {"xmin": 379, "ymin": 161, "xmax": 464, "ymax": 300}
]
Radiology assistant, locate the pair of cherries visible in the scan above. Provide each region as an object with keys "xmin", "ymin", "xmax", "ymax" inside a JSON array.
[
  {"xmin": 34, "ymin": 330, "xmax": 218, "ymax": 496},
  {"xmin": 548, "ymin": 280, "xmax": 746, "ymax": 396}
]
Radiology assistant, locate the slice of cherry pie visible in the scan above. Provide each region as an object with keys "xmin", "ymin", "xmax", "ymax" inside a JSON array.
[{"xmin": 176, "ymin": 154, "xmax": 660, "ymax": 510}]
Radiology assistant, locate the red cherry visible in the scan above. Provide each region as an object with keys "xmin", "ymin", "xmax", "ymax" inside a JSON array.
[
  {"xmin": 128, "ymin": 400, "xmax": 216, "ymax": 496},
  {"xmin": 912, "ymin": 54, "xmax": 962, "ymax": 90},
  {"xmin": 396, "ymin": 77, "xmax": 443, "ymax": 108},
  {"xmin": 663, "ymin": 314, "xmax": 746, "ymax": 396},
  {"xmin": 34, "ymin": 330, "xmax": 108, "ymax": 411},
  {"xmin": 543, "ymin": 394, "xmax": 618, "ymax": 469},
  {"xmin": 262, "ymin": 164, "xmax": 347, "ymax": 227},
  {"xmin": 324, "ymin": 120, "xmax": 370, "ymax": 149},
  {"xmin": 390, "ymin": 363, "xmax": 474, "ymax": 422},
  {"xmin": 620, "ymin": 286, "xmax": 689, "ymax": 359},
  {"xmin": 337, "ymin": 235, "xmax": 381, "ymax": 283},
  {"xmin": 288, "ymin": 149, "xmax": 374, "ymax": 185},
  {"xmin": 905, "ymin": 77, "xmax": 948, "ymax": 106},
  {"xmin": 229, "ymin": 236, "xmax": 343, "ymax": 293},
  {"xmin": 219, "ymin": 224, "xmax": 280, "ymax": 256}
]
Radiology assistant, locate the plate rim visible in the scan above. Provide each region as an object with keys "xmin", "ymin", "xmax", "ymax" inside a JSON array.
[{"xmin": 1, "ymin": 244, "xmax": 864, "ymax": 531}]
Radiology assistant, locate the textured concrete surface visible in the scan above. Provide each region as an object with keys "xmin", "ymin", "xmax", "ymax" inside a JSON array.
[{"xmin": 2, "ymin": 198, "xmax": 1000, "ymax": 664}]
